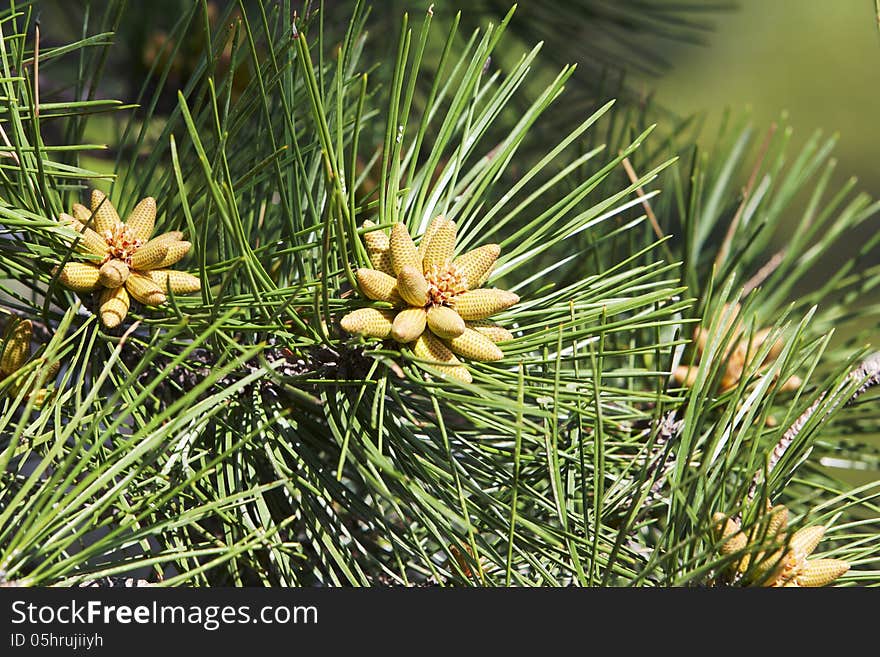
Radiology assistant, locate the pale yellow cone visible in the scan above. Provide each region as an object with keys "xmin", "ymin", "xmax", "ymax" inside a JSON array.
[
  {"xmin": 795, "ymin": 559, "xmax": 849, "ymax": 587},
  {"xmin": 148, "ymin": 270, "xmax": 201, "ymax": 294},
  {"xmin": 391, "ymin": 307, "xmax": 427, "ymax": 343},
  {"xmin": 340, "ymin": 308, "xmax": 395, "ymax": 338},
  {"xmin": 61, "ymin": 213, "xmax": 110, "ymax": 257},
  {"xmin": 780, "ymin": 375, "xmax": 802, "ymax": 392},
  {"xmin": 416, "ymin": 215, "xmax": 448, "ymax": 263},
  {"xmin": 154, "ymin": 240, "xmax": 191, "ymax": 268},
  {"xmin": 452, "ymin": 288, "xmax": 519, "ymax": 320},
  {"xmin": 766, "ymin": 505, "xmax": 789, "ymax": 539},
  {"xmin": 99, "ymin": 286, "xmax": 130, "ymax": 328},
  {"xmin": 421, "ymin": 218, "xmax": 456, "ymax": 270},
  {"xmin": 790, "ymin": 525, "xmax": 826, "ymax": 559},
  {"xmin": 467, "ymin": 320, "xmax": 514, "ymax": 343},
  {"xmin": 59, "ymin": 262, "xmax": 102, "ymax": 292},
  {"xmin": 130, "ymin": 239, "xmax": 170, "ymax": 271},
  {"xmin": 1, "ymin": 319, "xmax": 31, "ymax": 374},
  {"xmin": 453, "ymin": 244, "xmax": 500, "ymax": 289},
  {"xmin": 396, "ymin": 265, "xmax": 430, "ymax": 307},
  {"xmin": 426, "ymin": 305, "xmax": 465, "ymax": 339},
  {"xmin": 90, "ymin": 189, "xmax": 121, "ymax": 234},
  {"xmin": 125, "ymin": 196, "xmax": 157, "ymax": 242},
  {"xmin": 672, "ymin": 365, "xmax": 698, "ymax": 387},
  {"xmin": 390, "ymin": 223, "xmax": 421, "ymax": 275},
  {"xmin": 445, "ymin": 328, "xmax": 504, "ymax": 362},
  {"xmin": 412, "ymin": 331, "xmax": 472, "ymax": 384},
  {"xmin": 125, "ymin": 272, "xmax": 167, "ymax": 306},
  {"xmin": 362, "ymin": 221, "xmax": 394, "ymax": 275},
  {"xmin": 98, "ymin": 260, "xmax": 130, "ymax": 288},
  {"xmin": 28, "ymin": 387, "xmax": 52, "ymax": 409},
  {"xmin": 357, "ymin": 268, "xmax": 400, "ymax": 303},
  {"xmin": 72, "ymin": 202, "xmax": 93, "ymax": 226}
]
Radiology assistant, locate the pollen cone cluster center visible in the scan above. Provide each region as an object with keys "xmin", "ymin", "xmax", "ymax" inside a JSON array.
[
  {"xmin": 57, "ymin": 190, "xmax": 201, "ymax": 328},
  {"xmin": 713, "ymin": 504, "xmax": 849, "ymax": 587},
  {"xmin": 340, "ymin": 216, "xmax": 519, "ymax": 384},
  {"xmin": 673, "ymin": 303, "xmax": 802, "ymax": 394}
]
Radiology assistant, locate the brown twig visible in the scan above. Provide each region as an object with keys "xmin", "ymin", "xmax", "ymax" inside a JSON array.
[
  {"xmin": 741, "ymin": 250, "xmax": 785, "ymax": 297},
  {"xmin": 621, "ymin": 155, "xmax": 665, "ymax": 242},
  {"xmin": 714, "ymin": 123, "xmax": 777, "ymax": 271}
]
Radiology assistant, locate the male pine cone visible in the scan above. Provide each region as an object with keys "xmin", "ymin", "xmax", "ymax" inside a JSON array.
[
  {"xmin": 56, "ymin": 190, "xmax": 200, "ymax": 328},
  {"xmin": 340, "ymin": 217, "xmax": 518, "ymax": 384}
]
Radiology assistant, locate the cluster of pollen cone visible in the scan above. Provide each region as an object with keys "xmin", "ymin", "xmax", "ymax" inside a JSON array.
[
  {"xmin": 714, "ymin": 504, "xmax": 849, "ymax": 587},
  {"xmin": 56, "ymin": 190, "xmax": 200, "ymax": 328},
  {"xmin": 673, "ymin": 303, "xmax": 801, "ymax": 394},
  {"xmin": 340, "ymin": 216, "xmax": 519, "ymax": 384},
  {"xmin": 0, "ymin": 317, "xmax": 58, "ymax": 407}
]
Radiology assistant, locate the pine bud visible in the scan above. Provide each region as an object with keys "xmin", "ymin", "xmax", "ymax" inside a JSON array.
[
  {"xmin": 91, "ymin": 189, "xmax": 121, "ymax": 234},
  {"xmin": 357, "ymin": 268, "xmax": 400, "ymax": 304},
  {"xmin": 390, "ymin": 223, "xmax": 421, "ymax": 275},
  {"xmin": 396, "ymin": 266, "xmax": 430, "ymax": 307},
  {"xmin": 453, "ymin": 244, "xmax": 500, "ymax": 289},
  {"xmin": 58, "ymin": 262, "xmax": 101, "ymax": 293},
  {"xmin": 125, "ymin": 272, "xmax": 166, "ymax": 306},
  {"xmin": 98, "ymin": 260, "xmax": 130, "ymax": 288},
  {"xmin": 412, "ymin": 331, "xmax": 472, "ymax": 384},
  {"xmin": 445, "ymin": 328, "xmax": 504, "ymax": 362},
  {"xmin": 99, "ymin": 286, "xmax": 130, "ymax": 328},
  {"xmin": 125, "ymin": 196, "xmax": 157, "ymax": 241},
  {"xmin": 130, "ymin": 239, "xmax": 170, "ymax": 271},
  {"xmin": 340, "ymin": 308, "xmax": 395, "ymax": 339},
  {"xmin": 421, "ymin": 218, "xmax": 456, "ymax": 270},
  {"xmin": 391, "ymin": 307, "xmax": 427, "ymax": 343},
  {"xmin": 426, "ymin": 305, "xmax": 465, "ymax": 339},
  {"xmin": 452, "ymin": 288, "xmax": 518, "ymax": 320}
]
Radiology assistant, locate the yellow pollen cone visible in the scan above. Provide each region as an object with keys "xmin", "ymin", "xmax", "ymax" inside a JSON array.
[
  {"xmin": 390, "ymin": 223, "xmax": 420, "ymax": 275},
  {"xmin": 357, "ymin": 268, "xmax": 400, "ymax": 304},
  {"xmin": 125, "ymin": 196, "xmax": 157, "ymax": 242},
  {"xmin": 467, "ymin": 320, "xmax": 514, "ymax": 343},
  {"xmin": 61, "ymin": 213, "xmax": 110, "ymax": 257},
  {"xmin": 790, "ymin": 525, "xmax": 826, "ymax": 559},
  {"xmin": 453, "ymin": 244, "xmax": 500, "ymax": 289},
  {"xmin": 58, "ymin": 262, "xmax": 102, "ymax": 292},
  {"xmin": 766, "ymin": 505, "xmax": 789, "ymax": 540},
  {"xmin": 412, "ymin": 331, "xmax": 472, "ymax": 384},
  {"xmin": 445, "ymin": 328, "xmax": 504, "ymax": 362},
  {"xmin": 391, "ymin": 307, "xmax": 427, "ymax": 343},
  {"xmin": 130, "ymin": 239, "xmax": 170, "ymax": 271},
  {"xmin": 71, "ymin": 202, "xmax": 93, "ymax": 226},
  {"xmin": 421, "ymin": 218, "xmax": 456, "ymax": 270},
  {"xmin": 362, "ymin": 221, "xmax": 394, "ymax": 275},
  {"xmin": 125, "ymin": 272, "xmax": 167, "ymax": 306},
  {"xmin": 795, "ymin": 559, "xmax": 849, "ymax": 587},
  {"xmin": 98, "ymin": 260, "xmax": 130, "ymax": 288},
  {"xmin": 1, "ymin": 319, "xmax": 31, "ymax": 374},
  {"xmin": 154, "ymin": 241, "xmax": 191, "ymax": 269},
  {"xmin": 426, "ymin": 305, "xmax": 465, "ymax": 339},
  {"xmin": 417, "ymin": 215, "xmax": 449, "ymax": 263},
  {"xmin": 340, "ymin": 308, "xmax": 395, "ymax": 339},
  {"xmin": 90, "ymin": 189, "xmax": 121, "ymax": 234},
  {"xmin": 396, "ymin": 266, "xmax": 430, "ymax": 307},
  {"xmin": 452, "ymin": 288, "xmax": 519, "ymax": 320},
  {"xmin": 149, "ymin": 270, "xmax": 201, "ymax": 294},
  {"xmin": 99, "ymin": 286, "xmax": 130, "ymax": 328},
  {"xmin": 780, "ymin": 375, "xmax": 802, "ymax": 392}
]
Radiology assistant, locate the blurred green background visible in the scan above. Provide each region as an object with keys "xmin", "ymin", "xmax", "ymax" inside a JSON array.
[{"xmin": 637, "ymin": 0, "xmax": 880, "ymax": 199}]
